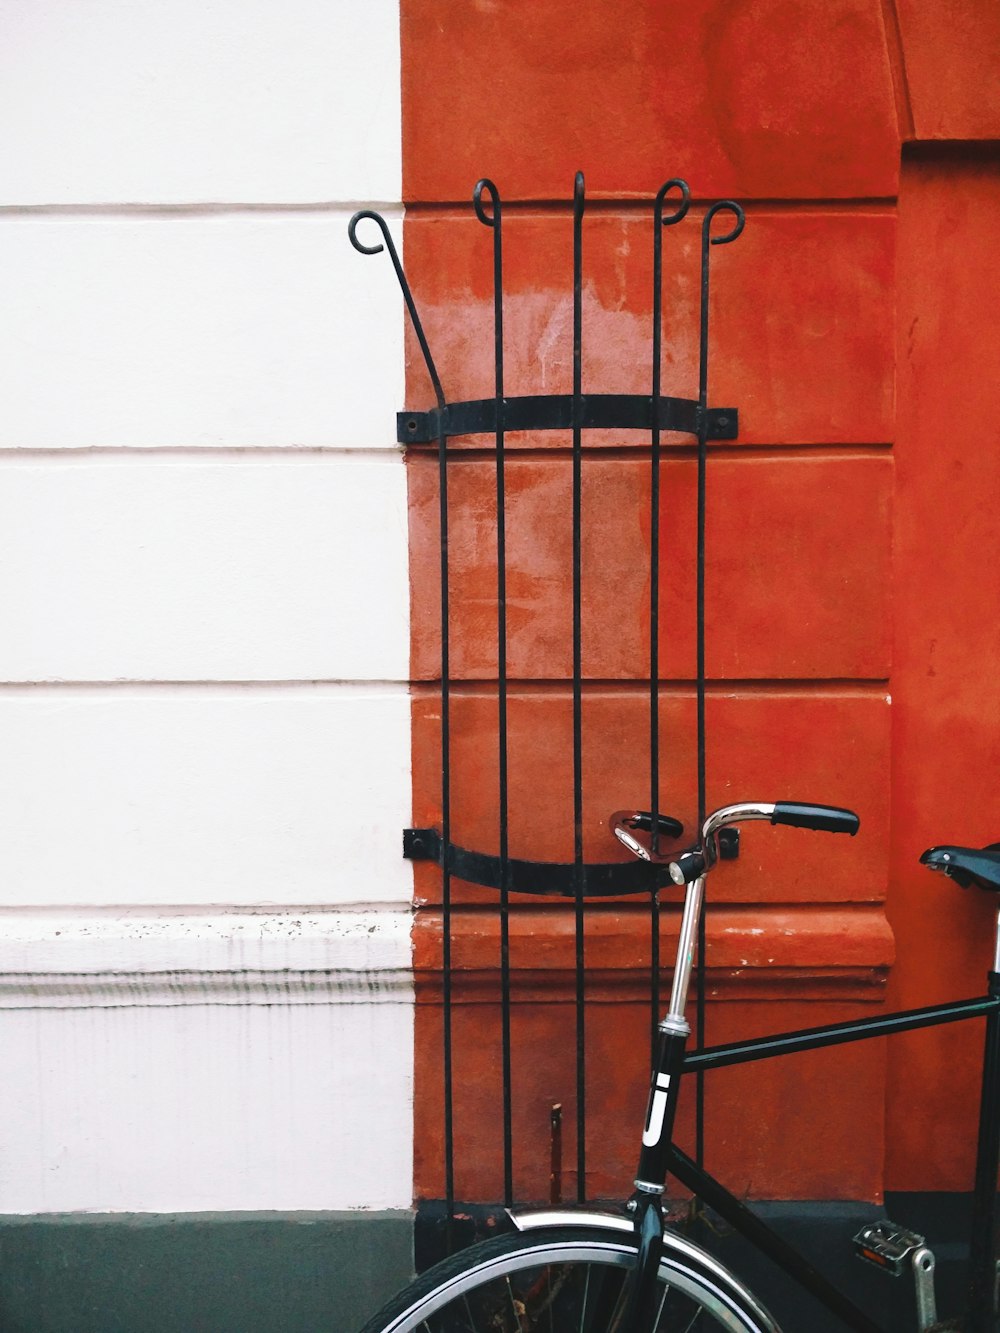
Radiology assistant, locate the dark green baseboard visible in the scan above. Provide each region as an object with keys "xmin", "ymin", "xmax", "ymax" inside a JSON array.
[
  {"xmin": 0, "ymin": 1211, "xmax": 413, "ymax": 1333},
  {"xmin": 0, "ymin": 1197, "xmax": 982, "ymax": 1331}
]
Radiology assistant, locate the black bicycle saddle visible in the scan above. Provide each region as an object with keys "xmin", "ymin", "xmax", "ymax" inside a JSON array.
[{"xmin": 921, "ymin": 843, "xmax": 1000, "ymax": 892}]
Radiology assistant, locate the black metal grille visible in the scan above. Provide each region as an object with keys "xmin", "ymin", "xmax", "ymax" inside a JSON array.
[{"xmin": 350, "ymin": 175, "xmax": 744, "ymax": 1234}]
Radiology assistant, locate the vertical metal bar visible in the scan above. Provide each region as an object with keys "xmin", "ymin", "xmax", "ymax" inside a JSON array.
[
  {"xmin": 967, "ymin": 966, "xmax": 1000, "ymax": 1331},
  {"xmin": 650, "ymin": 180, "xmax": 690, "ymax": 1056},
  {"xmin": 347, "ymin": 208, "xmax": 456, "ymax": 1235},
  {"xmin": 474, "ymin": 179, "xmax": 513, "ymax": 1209},
  {"xmin": 695, "ymin": 211, "xmax": 711, "ymax": 1175},
  {"xmin": 696, "ymin": 201, "xmax": 745, "ymax": 1171},
  {"xmin": 650, "ymin": 195, "xmax": 664, "ymax": 1059},
  {"xmin": 438, "ymin": 411, "xmax": 455, "ymax": 1243},
  {"xmin": 572, "ymin": 170, "xmax": 587, "ymax": 1203},
  {"xmin": 549, "ymin": 1103, "xmax": 563, "ymax": 1206}
]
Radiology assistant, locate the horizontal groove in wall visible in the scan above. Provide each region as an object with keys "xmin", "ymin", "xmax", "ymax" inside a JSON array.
[
  {"xmin": 409, "ymin": 679, "xmax": 890, "ymax": 696},
  {"xmin": 0, "ymin": 680, "xmax": 412, "ymax": 695},
  {"xmin": 0, "ymin": 444, "xmax": 893, "ymax": 464},
  {"xmin": 433, "ymin": 899, "xmax": 893, "ymax": 917},
  {"xmin": 0, "ymin": 447, "xmax": 406, "ymax": 463},
  {"xmin": 404, "ymin": 198, "xmax": 898, "ymax": 216},
  {"xmin": 409, "ymin": 443, "xmax": 895, "ymax": 462},
  {"xmin": 0, "ymin": 201, "xmax": 405, "ymax": 220},
  {"xmin": 0, "ymin": 681, "xmax": 888, "ymax": 696},
  {"xmin": 0, "ymin": 902, "xmax": 413, "ymax": 920}
]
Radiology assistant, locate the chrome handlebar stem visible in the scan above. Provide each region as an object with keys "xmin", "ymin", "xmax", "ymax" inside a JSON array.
[
  {"xmin": 666, "ymin": 805, "xmax": 777, "ymax": 1024},
  {"xmin": 702, "ymin": 801, "xmax": 776, "ymax": 841},
  {"xmin": 662, "ymin": 799, "xmax": 858, "ymax": 1022}
]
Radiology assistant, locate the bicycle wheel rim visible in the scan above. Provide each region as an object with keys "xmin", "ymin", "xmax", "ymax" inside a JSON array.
[{"xmin": 359, "ymin": 1226, "xmax": 773, "ymax": 1332}]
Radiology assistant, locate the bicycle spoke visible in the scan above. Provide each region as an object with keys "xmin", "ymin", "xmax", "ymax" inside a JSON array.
[
  {"xmin": 579, "ymin": 1267, "xmax": 591, "ymax": 1333},
  {"xmin": 506, "ymin": 1273, "xmax": 525, "ymax": 1333},
  {"xmin": 433, "ymin": 1291, "xmax": 476, "ymax": 1333},
  {"xmin": 652, "ymin": 1282, "xmax": 670, "ymax": 1329},
  {"xmin": 604, "ymin": 1272, "xmax": 630, "ymax": 1333},
  {"xmin": 680, "ymin": 1305, "xmax": 705, "ymax": 1333}
]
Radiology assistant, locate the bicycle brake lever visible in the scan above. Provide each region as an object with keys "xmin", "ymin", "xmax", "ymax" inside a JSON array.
[{"xmin": 611, "ymin": 810, "xmax": 684, "ymax": 863}]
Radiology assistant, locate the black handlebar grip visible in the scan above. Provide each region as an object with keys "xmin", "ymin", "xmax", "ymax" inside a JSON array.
[{"xmin": 770, "ymin": 803, "xmax": 860, "ymax": 836}]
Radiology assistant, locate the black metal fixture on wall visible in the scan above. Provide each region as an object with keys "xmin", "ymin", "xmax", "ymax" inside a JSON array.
[{"xmin": 350, "ymin": 173, "xmax": 744, "ymax": 1242}]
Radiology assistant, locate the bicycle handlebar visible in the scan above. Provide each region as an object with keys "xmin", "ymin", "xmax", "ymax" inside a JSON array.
[
  {"xmin": 668, "ymin": 801, "xmax": 860, "ymax": 885},
  {"xmin": 700, "ymin": 800, "xmax": 859, "ymax": 841},
  {"xmin": 612, "ymin": 800, "xmax": 859, "ymax": 883}
]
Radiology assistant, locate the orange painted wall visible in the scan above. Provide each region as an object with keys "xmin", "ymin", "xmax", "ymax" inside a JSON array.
[
  {"xmin": 400, "ymin": 0, "xmax": 1000, "ymax": 1204},
  {"xmin": 885, "ymin": 145, "xmax": 1000, "ymax": 1191}
]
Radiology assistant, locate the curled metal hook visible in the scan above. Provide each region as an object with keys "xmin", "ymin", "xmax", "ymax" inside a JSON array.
[
  {"xmin": 654, "ymin": 178, "xmax": 691, "ymax": 228},
  {"xmin": 348, "ymin": 209, "xmax": 391, "ymax": 256},
  {"xmin": 703, "ymin": 200, "xmax": 745, "ymax": 246},
  {"xmin": 347, "ymin": 208, "xmax": 446, "ymax": 410},
  {"xmin": 698, "ymin": 200, "xmax": 744, "ymax": 412},
  {"xmin": 573, "ymin": 170, "xmax": 585, "ymax": 222},
  {"xmin": 473, "ymin": 178, "xmax": 502, "ymax": 228}
]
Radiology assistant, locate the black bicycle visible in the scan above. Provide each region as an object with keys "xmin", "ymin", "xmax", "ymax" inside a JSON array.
[{"xmin": 358, "ymin": 800, "xmax": 1000, "ymax": 1332}]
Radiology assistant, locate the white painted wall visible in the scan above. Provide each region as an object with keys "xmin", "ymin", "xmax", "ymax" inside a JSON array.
[
  {"xmin": 0, "ymin": 687, "xmax": 411, "ymax": 907},
  {"xmin": 0, "ymin": 457, "xmax": 408, "ymax": 681},
  {"xmin": 0, "ymin": 909, "xmax": 412, "ymax": 1212},
  {"xmin": 0, "ymin": 0, "xmax": 400, "ymax": 205},
  {"xmin": 0, "ymin": 213, "xmax": 403, "ymax": 450},
  {"xmin": 0, "ymin": 1, "xmax": 411, "ymax": 1213}
]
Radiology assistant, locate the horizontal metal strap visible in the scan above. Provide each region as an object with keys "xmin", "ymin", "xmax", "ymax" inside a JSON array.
[
  {"xmin": 403, "ymin": 828, "xmax": 674, "ymax": 896},
  {"xmin": 397, "ymin": 394, "xmax": 738, "ymax": 445}
]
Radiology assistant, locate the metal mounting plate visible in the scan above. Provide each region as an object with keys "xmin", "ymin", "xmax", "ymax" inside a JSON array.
[
  {"xmin": 403, "ymin": 828, "xmax": 678, "ymax": 896},
  {"xmin": 397, "ymin": 394, "xmax": 738, "ymax": 445}
]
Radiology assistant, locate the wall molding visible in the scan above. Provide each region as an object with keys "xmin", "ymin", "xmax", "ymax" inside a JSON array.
[
  {"xmin": 0, "ymin": 906, "xmax": 413, "ymax": 1009},
  {"xmin": 412, "ymin": 903, "xmax": 895, "ymax": 1002}
]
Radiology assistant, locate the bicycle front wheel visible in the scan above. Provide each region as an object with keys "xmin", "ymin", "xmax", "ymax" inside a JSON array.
[{"xmin": 357, "ymin": 1224, "xmax": 777, "ymax": 1332}]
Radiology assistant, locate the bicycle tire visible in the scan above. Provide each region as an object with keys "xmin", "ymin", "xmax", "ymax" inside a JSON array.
[{"xmin": 356, "ymin": 1224, "xmax": 778, "ymax": 1332}]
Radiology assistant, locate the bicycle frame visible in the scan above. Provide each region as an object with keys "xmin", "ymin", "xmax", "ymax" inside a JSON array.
[
  {"xmin": 665, "ymin": 985, "xmax": 1000, "ymax": 1333},
  {"xmin": 621, "ymin": 809, "xmax": 1000, "ymax": 1333}
]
